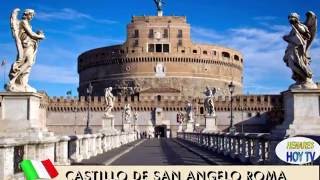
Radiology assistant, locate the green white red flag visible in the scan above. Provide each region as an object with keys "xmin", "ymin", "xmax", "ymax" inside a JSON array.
[{"xmin": 20, "ymin": 159, "xmax": 58, "ymax": 180}]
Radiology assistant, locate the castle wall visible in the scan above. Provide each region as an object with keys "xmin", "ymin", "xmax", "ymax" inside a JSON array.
[{"xmin": 46, "ymin": 95, "xmax": 282, "ymax": 137}]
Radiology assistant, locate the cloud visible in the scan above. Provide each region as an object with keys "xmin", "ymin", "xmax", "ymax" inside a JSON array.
[
  {"xmin": 31, "ymin": 64, "xmax": 78, "ymax": 84},
  {"xmin": 191, "ymin": 23, "xmax": 320, "ymax": 94},
  {"xmin": 191, "ymin": 26, "xmax": 223, "ymax": 40},
  {"xmin": 37, "ymin": 8, "xmax": 118, "ymax": 24}
]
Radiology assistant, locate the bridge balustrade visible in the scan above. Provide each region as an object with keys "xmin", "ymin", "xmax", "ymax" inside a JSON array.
[
  {"xmin": 177, "ymin": 132, "xmax": 281, "ymax": 164},
  {"xmin": 0, "ymin": 131, "xmax": 139, "ymax": 179}
]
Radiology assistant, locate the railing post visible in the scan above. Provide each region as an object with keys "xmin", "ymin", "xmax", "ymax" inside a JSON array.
[
  {"xmin": 96, "ymin": 134, "xmax": 103, "ymax": 154},
  {"xmin": 55, "ymin": 136, "xmax": 71, "ymax": 165},
  {"xmin": 71, "ymin": 135, "xmax": 83, "ymax": 163},
  {"xmin": 82, "ymin": 134, "xmax": 90, "ymax": 159},
  {"xmin": 239, "ymin": 134, "xmax": 249, "ymax": 162}
]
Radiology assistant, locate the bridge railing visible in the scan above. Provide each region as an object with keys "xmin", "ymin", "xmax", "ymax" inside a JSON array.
[
  {"xmin": 0, "ymin": 131, "xmax": 139, "ymax": 179},
  {"xmin": 177, "ymin": 132, "xmax": 282, "ymax": 164}
]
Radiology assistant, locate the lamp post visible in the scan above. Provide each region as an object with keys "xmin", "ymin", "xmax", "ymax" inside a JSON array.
[
  {"xmin": 228, "ymin": 81, "xmax": 236, "ymax": 133},
  {"xmin": 1, "ymin": 59, "xmax": 7, "ymax": 89},
  {"xmin": 84, "ymin": 83, "xmax": 93, "ymax": 134},
  {"xmin": 121, "ymin": 107, "xmax": 124, "ymax": 132},
  {"xmin": 133, "ymin": 112, "xmax": 137, "ymax": 132}
]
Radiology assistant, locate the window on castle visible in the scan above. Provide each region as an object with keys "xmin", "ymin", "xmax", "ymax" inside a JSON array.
[
  {"xmin": 203, "ymin": 51, "xmax": 208, "ymax": 55},
  {"xmin": 193, "ymin": 50, "xmax": 197, "ymax": 54},
  {"xmin": 133, "ymin": 29, "xmax": 139, "ymax": 38},
  {"xmin": 178, "ymin": 29, "xmax": 183, "ymax": 38},
  {"xmin": 163, "ymin": 44, "xmax": 169, "ymax": 52},
  {"xmin": 148, "ymin": 44, "xmax": 169, "ymax": 53},
  {"xmin": 200, "ymin": 107, "xmax": 204, "ymax": 114},
  {"xmin": 234, "ymin": 55, "xmax": 240, "ymax": 61},
  {"xmin": 156, "ymin": 44, "xmax": 162, "ymax": 52},
  {"xmin": 181, "ymin": 50, "xmax": 185, "ymax": 53},
  {"xmin": 134, "ymin": 40, "xmax": 139, "ymax": 47},
  {"xmin": 149, "ymin": 29, "xmax": 154, "ymax": 38},
  {"xmin": 148, "ymin": 44, "xmax": 155, "ymax": 52},
  {"xmin": 213, "ymin": 51, "xmax": 217, "ymax": 56},
  {"xmin": 163, "ymin": 29, "xmax": 169, "ymax": 38},
  {"xmin": 157, "ymin": 95, "xmax": 162, "ymax": 102},
  {"xmin": 222, "ymin": 52, "xmax": 230, "ymax": 60},
  {"xmin": 247, "ymin": 112, "xmax": 252, "ymax": 118},
  {"xmin": 178, "ymin": 39, "xmax": 183, "ymax": 46}
]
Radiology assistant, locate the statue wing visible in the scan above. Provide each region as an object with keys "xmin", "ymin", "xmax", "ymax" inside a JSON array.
[
  {"xmin": 10, "ymin": 8, "xmax": 23, "ymax": 59},
  {"xmin": 304, "ymin": 11, "xmax": 317, "ymax": 51}
]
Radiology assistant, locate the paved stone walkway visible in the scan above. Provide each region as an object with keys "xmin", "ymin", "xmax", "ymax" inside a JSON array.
[{"xmin": 76, "ymin": 138, "xmax": 246, "ymax": 165}]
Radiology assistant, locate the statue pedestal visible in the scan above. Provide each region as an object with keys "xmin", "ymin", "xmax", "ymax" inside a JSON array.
[
  {"xmin": 202, "ymin": 115, "xmax": 218, "ymax": 133},
  {"xmin": 272, "ymin": 89, "xmax": 320, "ymax": 137},
  {"xmin": 184, "ymin": 122, "xmax": 194, "ymax": 132},
  {"xmin": 100, "ymin": 115, "xmax": 118, "ymax": 134},
  {"xmin": 122, "ymin": 123, "xmax": 132, "ymax": 132},
  {"xmin": 0, "ymin": 92, "xmax": 55, "ymax": 140},
  {"xmin": 177, "ymin": 124, "xmax": 183, "ymax": 132}
]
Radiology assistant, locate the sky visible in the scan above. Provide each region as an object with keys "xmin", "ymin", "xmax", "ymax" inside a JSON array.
[{"xmin": 0, "ymin": 0, "xmax": 319, "ymax": 96}]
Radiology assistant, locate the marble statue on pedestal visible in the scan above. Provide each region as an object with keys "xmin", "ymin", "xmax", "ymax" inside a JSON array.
[
  {"xmin": 283, "ymin": 11, "xmax": 318, "ymax": 89},
  {"xmin": 177, "ymin": 111, "xmax": 185, "ymax": 132},
  {"xmin": 186, "ymin": 102, "xmax": 193, "ymax": 123},
  {"xmin": 133, "ymin": 112, "xmax": 138, "ymax": 122},
  {"xmin": 184, "ymin": 102, "xmax": 194, "ymax": 132},
  {"xmin": 6, "ymin": 8, "xmax": 45, "ymax": 92},
  {"xmin": 104, "ymin": 87, "xmax": 115, "ymax": 117},
  {"xmin": 204, "ymin": 86, "xmax": 216, "ymax": 116},
  {"xmin": 124, "ymin": 104, "xmax": 132, "ymax": 123}
]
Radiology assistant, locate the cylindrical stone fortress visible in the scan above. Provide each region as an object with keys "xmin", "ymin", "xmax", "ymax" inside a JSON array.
[{"xmin": 78, "ymin": 16, "xmax": 243, "ymax": 96}]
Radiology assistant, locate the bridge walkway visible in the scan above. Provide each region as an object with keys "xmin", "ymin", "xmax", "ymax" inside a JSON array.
[{"xmin": 75, "ymin": 138, "xmax": 247, "ymax": 165}]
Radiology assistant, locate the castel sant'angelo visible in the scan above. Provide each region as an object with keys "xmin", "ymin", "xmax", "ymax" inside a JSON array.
[{"xmin": 47, "ymin": 5, "xmax": 283, "ymax": 137}]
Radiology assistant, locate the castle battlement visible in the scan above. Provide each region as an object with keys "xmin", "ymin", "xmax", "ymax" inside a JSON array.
[{"xmin": 47, "ymin": 94, "xmax": 282, "ymax": 113}]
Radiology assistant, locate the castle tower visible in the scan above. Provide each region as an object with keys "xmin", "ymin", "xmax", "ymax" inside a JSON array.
[{"xmin": 78, "ymin": 12, "xmax": 243, "ymax": 97}]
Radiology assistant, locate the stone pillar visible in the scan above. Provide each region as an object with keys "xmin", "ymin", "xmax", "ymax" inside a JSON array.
[
  {"xmin": 202, "ymin": 115, "xmax": 218, "ymax": 133},
  {"xmin": 184, "ymin": 122, "xmax": 194, "ymax": 132},
  {"xmin": 82, "ymin": 135, "xmax": 90, "ymax": 159},
  {"xmin": 122, "ymin": 123, "xmax": 131, "ymax": 132},
  {"xmin": 56, "ymin": 136, "xmax": 70, "ymax": 165},
  {"xmin": 96, "ymin": 134, "xmax": 103, "ymax": 154},
  {"xmin": 272, "ymin": 89, "xmax": 320, "ymax": 137},
  {"xmin": 0, "ymin": 146, "xmax": 14, "ymax": 180},
  {"xmin": 100, "ymin": 116, "xmax": 119, "ymax": 134},
  {"xmin": 102, "ymin": 135, "xmax": 107, "ymax": 152},
  {"xmin": 44, "ymin": 142, "xmax": 55, "ymax": 163},
  {"xmin": 90, "ymin": 134, "xmax": 97, "ymax": 156},
  {"xmin": 75, "ymin": 135, "xmax": 83, "ymax": 163},
  {"xmin": 0, "ymin": 92, "xmax": 53, "ymax": 139}
]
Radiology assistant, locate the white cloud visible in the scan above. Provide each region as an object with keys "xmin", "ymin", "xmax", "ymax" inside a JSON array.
[
  {"xmin": 191, "ymin": 26, "xmax": 223, "ymax": 40},
  {"xmin": 37, "ymin": 8, "xmax": 118, "ymax": 24},
  {"xmin": 191, "ymin": 24, "xmax": 320, "ymax": 94}
]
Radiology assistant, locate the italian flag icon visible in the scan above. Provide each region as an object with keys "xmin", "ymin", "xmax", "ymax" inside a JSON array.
[{"xmin": 20, "ymin": 159, "xmax": 58, "ymax": 180}]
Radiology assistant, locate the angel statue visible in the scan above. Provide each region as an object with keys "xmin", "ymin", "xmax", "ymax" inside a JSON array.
[
  {"xmin": 6, "ymin": 8, "xmax": 45, "ymax": 92},
  {"xmin": 153, "ymin": 0, "xmax": 164, "ymax": 16},
  {"xmin": 283, "ymin": 11, "xmax": 318, "ymax": 89},
  {"xmin": 124, "ymin": 104, "xmax": 132, "ymax": 123},
  {"xmin": 186, "ymin": 102, "xmax": 194, "ymax": 123},
  {"xmin": 154, "ymin": 0, "xmax": 163, "ymax": 11},
  {"xmin": 104, "ymin": 87, "xmax": 115, "ymax": 117},
  {"xmin": 204, "ymin": 86, "xmax": 216, "ymax": 116}
]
